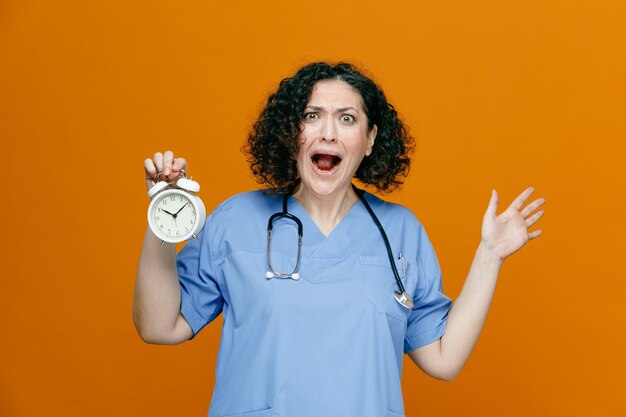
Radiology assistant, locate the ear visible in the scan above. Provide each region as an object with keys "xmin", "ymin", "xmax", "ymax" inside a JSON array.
[{"xmin": 365, "ymin": 125, "xmax": 378, "ymax": 157}]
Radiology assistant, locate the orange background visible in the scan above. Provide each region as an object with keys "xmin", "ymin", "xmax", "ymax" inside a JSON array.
[{"xmin": 1, "ymin": 1, "xmax": 625, "ymax": 416}]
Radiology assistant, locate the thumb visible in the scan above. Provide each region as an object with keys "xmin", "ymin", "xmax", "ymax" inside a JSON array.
[{"xmin": 485, "ymin": 189, "xmax": 498, "ymax": 219}]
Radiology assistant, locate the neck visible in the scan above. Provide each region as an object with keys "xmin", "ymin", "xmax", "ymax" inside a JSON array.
[{"xmin": 292, "ymin": 183, "xmax": 359, "ymax": 237}]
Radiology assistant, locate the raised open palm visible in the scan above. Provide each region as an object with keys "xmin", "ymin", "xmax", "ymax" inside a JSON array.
[{"xmin": 481, "ymin": 187, "xmax": 545, "ymax": 261}]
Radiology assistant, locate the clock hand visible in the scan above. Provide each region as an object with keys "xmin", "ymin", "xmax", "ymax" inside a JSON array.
[
  {"xmin": 161, "ymin": 209, "xmax": 176, "ymax": 217},
  {"xmin": 174, "ymin": 203, "xmax": 189, "ymax": 216}
]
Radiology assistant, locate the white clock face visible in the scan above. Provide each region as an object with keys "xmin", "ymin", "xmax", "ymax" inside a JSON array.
[{"xmin": 150, "ymin": 191, "xmax": 197, "ymax": 240}]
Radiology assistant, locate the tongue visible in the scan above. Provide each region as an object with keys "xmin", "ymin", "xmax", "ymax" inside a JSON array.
[{"xmin": 316, "ymin": 155, "xmax": 337, "ymax": 171}]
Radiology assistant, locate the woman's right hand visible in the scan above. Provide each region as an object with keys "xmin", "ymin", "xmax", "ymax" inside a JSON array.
[
  {"xmin": 136, "ymin": 149, "xmax": 194, "ymax": 344},
  {"xmin": 144, "ymin": 151, "xmax": 188, "ymax": 192}
]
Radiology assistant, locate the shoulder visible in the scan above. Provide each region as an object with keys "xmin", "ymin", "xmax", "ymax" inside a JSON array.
[
  {"xmin": 362, "ymin": 191, "xmax": 424, "ymax": 230},
  {"xmin": 361, "ymin": 191, "xmax": 436, "ymax": 256},
  {"xmin": 200, "ymin": 189, "xmax": 280, "ymax": 255},
  {"xmin": 210, "ymin": 189, "xmax": 280, "ymax": 219},
  {"xmin": 206, "ymin": 189, "xmax": 285, "ymax": 235}
]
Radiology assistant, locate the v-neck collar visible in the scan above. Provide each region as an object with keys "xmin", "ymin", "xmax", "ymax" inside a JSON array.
[{"xmin": 286, "ymin": 193, "xmax": 373, "ymax": 258}]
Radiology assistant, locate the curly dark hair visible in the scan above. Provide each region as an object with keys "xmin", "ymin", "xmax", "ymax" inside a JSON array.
[{"xmin": 243, "ymin": 62, "xmax": 414, "ymax": 194}]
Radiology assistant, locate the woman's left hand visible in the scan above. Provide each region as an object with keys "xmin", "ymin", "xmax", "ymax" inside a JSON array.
[{"xmin": 480, "ymin": 187, "xmax": 545, "ymax": 261}]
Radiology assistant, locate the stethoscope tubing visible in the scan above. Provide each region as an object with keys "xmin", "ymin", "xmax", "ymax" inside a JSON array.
[
  {"xmin": 351, "ymin": 184, "xmax": 407, "ymax": 296},
  {"xmin": 266, "ymin": 196, "xmax": 303, "ymax": 279},
  {"xmin": 266, "ymin": 185, "xmax": 413, "ymax": 309}
]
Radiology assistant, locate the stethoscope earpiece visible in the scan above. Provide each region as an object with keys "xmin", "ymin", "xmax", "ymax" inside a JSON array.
[{"xmin": 266, "ymin": 271, "xmax": 300, "ymax": 280}]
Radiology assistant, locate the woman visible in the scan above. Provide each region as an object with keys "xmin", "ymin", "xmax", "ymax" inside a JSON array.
[{"xmin": 134, "ymin": 62, "xmax": 545, "ymax": 417}]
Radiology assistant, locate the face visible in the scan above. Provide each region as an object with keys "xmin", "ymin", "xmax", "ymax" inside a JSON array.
[{"xmin": 295, "ymin": 79, "xmax": 378, "ymax": 199}]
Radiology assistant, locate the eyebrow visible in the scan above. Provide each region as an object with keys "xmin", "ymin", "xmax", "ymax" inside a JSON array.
[{"xmin": 305, "ymin": 105, "xmax": 360, "ymax": 113}]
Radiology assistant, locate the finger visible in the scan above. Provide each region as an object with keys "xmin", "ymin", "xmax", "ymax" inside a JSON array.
[
  {"xmin": 520, "ymin": 197, "xmax": 546, "ymax": 218},
  {"xmin": 171, "ymin": 157, "xmax": 187, "ymax": 177},
  {"xmin": 508, "ymin": 187, "xmax": 535, "ymax": 211},
  {"xmin": 163, "ymin": 150, "xmax": 174, "ymax": 177},
  {"xmin": 485, "ymin": 189, "xmax": 499, "ymax": 219},
  {"xmin": 153, "ymin": 152, "xmax": 164, "ymax": 172},
  {"xmin": 528, "ymin": 229, "xmax": 543, "ymax": 239},
  {"xmin": 525, "ymin": 209, "xmax": 544, "ymax": 228},
  {"xmin": 144, "ymin": 158, "xmax": 157, "ymax": 179}
]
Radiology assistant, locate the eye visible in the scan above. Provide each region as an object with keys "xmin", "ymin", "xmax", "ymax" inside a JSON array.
[
  {"xmin": 340, "ymin": 114, "xmax": 355, "ymax": 124},
  {"xmin": 303, "ymin": 112, "xmax": 319, "ymax": 121}
]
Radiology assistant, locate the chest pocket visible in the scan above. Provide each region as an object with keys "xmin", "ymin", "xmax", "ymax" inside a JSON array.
[{"xmin": 359, "ymin": 255, "xmax": 415, "ymax": 321}]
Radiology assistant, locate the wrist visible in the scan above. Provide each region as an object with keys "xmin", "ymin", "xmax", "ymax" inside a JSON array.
[{"xmin": 476, "ymin": 241, "xmax": 505, "ymax": 267}]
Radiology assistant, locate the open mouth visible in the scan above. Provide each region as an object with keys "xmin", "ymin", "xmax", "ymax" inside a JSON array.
[{"xmin": 312, "ymin": 153, "xmax": 342, "ymax": 172}]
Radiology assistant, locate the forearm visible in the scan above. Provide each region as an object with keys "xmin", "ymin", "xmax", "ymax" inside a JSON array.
[
  {"xmin": 132, "ymin": 226, "xmax": 185, "ymax": 343},
  {"xmin": 412, "ymin": 187, "xmax": 544, "ymax": 380},
  {"xmin": 439, "ymin": 241, "xmax": 503, "ymax": 378}
]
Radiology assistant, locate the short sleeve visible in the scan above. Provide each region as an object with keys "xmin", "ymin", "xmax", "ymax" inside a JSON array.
[
  {"xmin": 404, "ymin": 227, "xmax": 452, "ymax": 354},
  {"xmin": 176, "ymin": 215, "xmax": 224, "ymax": 336}
]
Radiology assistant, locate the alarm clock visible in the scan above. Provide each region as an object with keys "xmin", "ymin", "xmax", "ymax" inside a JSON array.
[{"xmin": 147, "ymin": 173, "xmax": 206, "ymax": 244}]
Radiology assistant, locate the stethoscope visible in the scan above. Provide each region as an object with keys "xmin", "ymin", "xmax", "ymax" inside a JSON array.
[{"xmin": 265, "ymin": 184, "xmax": 414, "ymax": 310}]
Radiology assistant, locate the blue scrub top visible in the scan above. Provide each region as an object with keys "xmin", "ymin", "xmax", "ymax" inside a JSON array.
[{"xmin": 176, "ymin": 190, "xmax": 452, "ymax": 417}]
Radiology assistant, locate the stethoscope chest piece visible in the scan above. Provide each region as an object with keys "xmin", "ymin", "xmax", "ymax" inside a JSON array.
[{"xmin": 394, "ymin": 291, "xmax": 414, "ymax": 309}]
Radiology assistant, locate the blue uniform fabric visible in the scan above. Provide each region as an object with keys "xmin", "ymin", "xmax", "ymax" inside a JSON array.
[{"xmin": 176, "ymin": 190, "xmax": 452, "ymax": 417}]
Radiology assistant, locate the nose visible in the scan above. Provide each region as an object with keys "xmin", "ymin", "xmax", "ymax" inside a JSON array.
[{"xmin": 320, "ymin": 118, "xmax": 337, "ymax": 142}]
